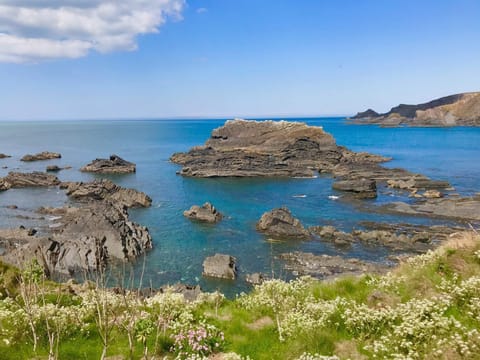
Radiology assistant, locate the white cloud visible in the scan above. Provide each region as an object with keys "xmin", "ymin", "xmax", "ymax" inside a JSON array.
[
  {"xmin": 196, "ymin": 7, "xmax": 207, "ymax": 14},
  {"xmin": 0, "ymin": 0, "xmax": 185, "ymax": 63}
]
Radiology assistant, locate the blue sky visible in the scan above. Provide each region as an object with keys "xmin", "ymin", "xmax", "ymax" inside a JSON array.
[{"xmin": 0, "ymin": 0, "xmax": 479, "ymax": 120}]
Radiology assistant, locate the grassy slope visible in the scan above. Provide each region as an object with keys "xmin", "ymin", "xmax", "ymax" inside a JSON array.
[{"xmin": 1, "ymin": 231, "xmax": 479, "ymax": 359}]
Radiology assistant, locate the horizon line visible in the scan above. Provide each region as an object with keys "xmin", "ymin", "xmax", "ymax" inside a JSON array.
[{"xmin": 0, "ymin": 113, "xmax": 352, "ymax": 122}]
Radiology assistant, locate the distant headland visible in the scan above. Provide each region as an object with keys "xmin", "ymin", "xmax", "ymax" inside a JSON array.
[{"xmin": 350, "ymin": 92, "xmax": 480, "ymax": 127}]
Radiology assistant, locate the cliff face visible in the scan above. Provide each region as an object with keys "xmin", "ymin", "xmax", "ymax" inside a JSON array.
[{"xmin": 351, "ymin": 92, "xmax": 480, "ymax": 126}]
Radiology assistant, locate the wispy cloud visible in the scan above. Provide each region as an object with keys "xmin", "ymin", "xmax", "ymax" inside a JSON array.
[
  {"xmin": 0, "ymin": 0, "xmax": 185, "ymax": 63},
  {"xmin": 196, "ymin": 7, "xmax": 207, "ymax": 14}
]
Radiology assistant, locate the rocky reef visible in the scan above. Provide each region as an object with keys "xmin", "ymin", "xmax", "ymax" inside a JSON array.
[
  {"xmin": 21, "ymin": 151, "xmax": 61, "ymax": 161},
  {"xmin": 81, "ymin": 154, "xmax": 136, "ymax": 173},
  {"xmin": 350, "ymin": 92, "xmax": 480, "ymax": 126}
]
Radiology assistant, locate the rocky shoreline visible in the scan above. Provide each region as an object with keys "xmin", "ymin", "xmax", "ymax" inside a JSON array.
[{"xmin": 0, "ymin": 119, "xmax": 478, "ymax": 288}]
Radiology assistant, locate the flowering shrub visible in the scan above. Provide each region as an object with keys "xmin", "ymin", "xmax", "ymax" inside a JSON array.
[{"xmin": 170, "ymin": 322, "xmax": 224, "ymax": 359}]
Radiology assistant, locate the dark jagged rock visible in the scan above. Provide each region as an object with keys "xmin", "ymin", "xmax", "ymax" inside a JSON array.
[
  {"xmin": 279, "ymin": 252, "xmax": 385, "ymax": 278},
  {"xmin": 46, "ymin": 165, "xmax": 62, "ymax": 172},
  {"xmin": 202, "ymin": 254, "xmax": 237, "ymax": 280},
  {"xmin": 332, "ymin": 178, "xmax": 377, "ymax": 199},
  {"xmin": 61, "ymin": 179, "xmax": 152, "ymax": 208},
  {"xmin": 0, "ymin": 153, "xmax": 11, "ymax": 159},
  {"xmin": 21, "ymin": 151, "xmax": 61, "ymax": 161},
  {"xmin": 81, "ymin": 154, "xmax": 136, "ymax": 174},
  {"xmin": 0, "ymin": 172, "xmax": 60, "ymax": 191},
  {"xmin": 350, "ymin": 92, "xmax": 480, "ymax": 127},
  {"xmin": 351, "ymin": 109, "xmax": 380, "ymax": 119},
  {"xmin": 183, "ymin": 202, "xmax": 223, "ymax": 223},
  {"xmin": 256, "ymin": 207, "xmax": 310, "ymax": 239}
]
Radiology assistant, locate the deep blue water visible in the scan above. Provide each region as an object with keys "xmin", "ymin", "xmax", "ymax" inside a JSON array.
[{"xmin": 0, "ymin": 118, "xmax": 479, "ymax": 295}]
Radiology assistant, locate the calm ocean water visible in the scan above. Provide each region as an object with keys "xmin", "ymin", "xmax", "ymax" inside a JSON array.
[{"xmin": 0, "ymin": 118, "xmax": 479, "ymax": 295}]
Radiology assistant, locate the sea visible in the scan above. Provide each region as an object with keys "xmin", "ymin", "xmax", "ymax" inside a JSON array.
[{"xmin": 0, "ymin": 118, "xmax": 479, "ymax": 295}]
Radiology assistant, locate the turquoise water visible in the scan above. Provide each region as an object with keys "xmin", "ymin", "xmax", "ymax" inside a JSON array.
[{"xmin": 0, "ymin": 118, "xmax": 479, "ymax": 295}]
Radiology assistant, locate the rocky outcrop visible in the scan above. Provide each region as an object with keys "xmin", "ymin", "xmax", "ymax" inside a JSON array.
[
  {"xmin": 0, "ymin": 172, "xmax": 60, "ymax": 190},
  {"xmin": 256, "ymin": 207, "xmax": 310, "ymax": 239},
  {"xmin": 81, "ymin": 155, "xmax": 136, "ymax": 174},
  {"xmin": 202, "ymin": 254, "xmax": 237, "ymax": 280},
  {"xmin": 171, "ymin": 119, "xmax": 387, "ymax": 178},
  {"xmin": 350, "ymin": 92, "xmax": 480, "ymax": 126},
  {"xmin": 21, "ymin": 151, "xmax": 61, "ymax": 161},
  {"xmin": 2, "ymin": 203, "xmax": 152, "ymax": 276},
  {"xmin": 183, "ymin": 202, "xmax": 223, "ymax": 223},
  {"xmin": 61, "ymin": 179, "xmax": 152, "ymax": 208},
  {"xmin": 170, "ymin": 120, "xmax": 451, "ymax": 196},
  {"xmin": 0, "ymin": 153, "xmax": 11, "ymax": 159},
  {"xmin": 279, "ymin": 252, "xmax": 385, "ymax": 278},
  {"xmin": 332, "ymin": 178, "xmax": 377, "ymax": 199}
]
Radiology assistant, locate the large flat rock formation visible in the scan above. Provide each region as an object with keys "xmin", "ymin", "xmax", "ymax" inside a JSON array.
[
  {"xmin": 351, "ymin": 92, "xmax": 480, "ymax": 126},
  {"xmin": 170, "ymin": 119, "xmax": 388, "ymax": 178}
]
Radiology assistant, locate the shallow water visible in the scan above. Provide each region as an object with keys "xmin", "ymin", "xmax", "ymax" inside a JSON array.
[{"xmin": 0, "ymin": 118, "xmax": 479, "ymax": 295}]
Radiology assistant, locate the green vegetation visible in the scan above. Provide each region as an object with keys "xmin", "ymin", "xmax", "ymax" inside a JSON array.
[{"xmin": 1, "ymin": 232, "xmax": 480, "ymax": 359}]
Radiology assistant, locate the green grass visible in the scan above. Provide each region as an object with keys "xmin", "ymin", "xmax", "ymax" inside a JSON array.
[{"xmin": 1, "ymin": 232, "xmax": 480, "ymax": 359}]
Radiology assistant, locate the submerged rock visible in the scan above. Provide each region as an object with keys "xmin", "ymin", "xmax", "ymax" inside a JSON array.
[
  {"xmin": 332, "ymin": 178, "xmax": 377, "ymax": 199},
  {"xmin": 21, "ymin": 151, "xmax": 61, "ymax": 161},
  {"xmin": 256, "ymin": 207, "xmax": 310, "ymax": 239},
  {"xmin": 183, "ymin": 202, "xmax": 223, "ymax": 223},
  {"xmin": 202, "ymin": 254, "xmax": 237, "ymax": 280},
  {"xmin": 81, "ymin": 154, "xmax": 136, "ymax": 174},
  {"xmin": 0, "ymin": 172, "xmax": 60, "ymax": 190}
]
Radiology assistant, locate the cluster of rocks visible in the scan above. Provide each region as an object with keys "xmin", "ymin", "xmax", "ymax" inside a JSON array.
[
  {"xmin": 0, "ymin": 169, "xmax": 152, "ymax": 277},
  {"xmin": 81, "ymin": 154, "xmax": 136, "ymax": 174}
]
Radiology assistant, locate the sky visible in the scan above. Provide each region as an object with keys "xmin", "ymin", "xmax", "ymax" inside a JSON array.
[{"xmin": 0, "ymin": 0, "xmax": 479, "ymax": 120}]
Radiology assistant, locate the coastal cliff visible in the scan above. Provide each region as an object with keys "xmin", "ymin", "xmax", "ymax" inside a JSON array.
[{"xmin": 351, "ymin": 92, "xmax": 480, "ymax": 126}]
